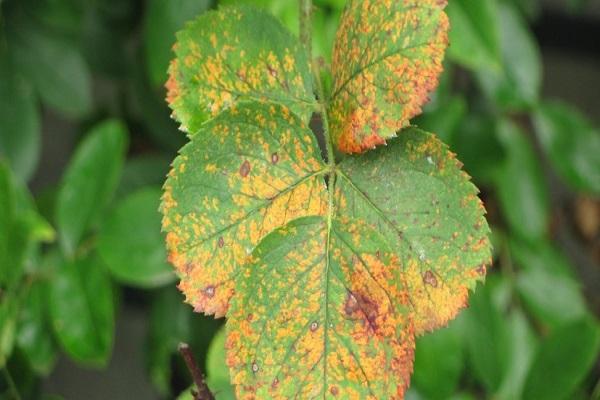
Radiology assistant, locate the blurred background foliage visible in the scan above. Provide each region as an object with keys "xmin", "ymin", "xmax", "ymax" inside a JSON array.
[{"xmin": 0, "ymin": 0, "xmax": 599, "ymax": 398}]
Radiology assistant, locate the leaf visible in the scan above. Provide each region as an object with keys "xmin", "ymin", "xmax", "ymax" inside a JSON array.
[
  {"xmin": 161, "ymin": 101, "xmax": 328, "ymax": 317},
  {"xmin": 116, "ymin": 155, "xmax": 171, "ymax": 198},
  {"xmin": 413, "ymin": 95, "xmax": 467, "ymax": 145},
  {"xmin": 0, "ymin": 56, "xmax": 41, "ymax": 182},
  {"xmin": 166, "ymin": 6, "xmax": 316, "ymax": 134},
  {"xmin": 226, "ymin": 217, "xmax": 415, "ymax": 398},
  {"xmin": 9, "ymin": 22, "xmax": 93, "ymax": 118},
  {"xmin": 143, "ymin": 0, "xmax": 211, "ymax": 87},
  {"xmin": 445, "ymin": 0, "xmax": 501, "ymax": 71},
  {"xmin": 206, "ymin": 328, "xmax": 235, "ymax": 399},
  {"xmin": 533, "ymin": 101, "xmax": 600, "ymax": 194},
  {"xmin": 522, "ymin": 318, "xmax": 600, "ymax": 400},
  {"xmin": 56, "ymin": 120, "xmax": 127, "ymax": 256},
  {"xmin": 413, "ymin": 318, "xmax": 464, "ymax": 400},
  {"xmin": 98, "ymin": 187, "xmax": 175, "ymax": 288},
  {"xmin": 0, "ymin": 291, "xmax": 19, "ymax": 368},
  {"xmin": 464, "ymin": 282, "xmax": 510, "ymax": 392},
  {"xmin": 475, "ymin": 2, "xmax": 541, "ymax": 110},
  {"xmin": 493, "ymin": 119, "xmax": 549, "ymax": 241},
  {"xmin": 336, "ymin": 129, "xmax": 491, "ymax": 334},
  {"xmin": 496, "ymin": 309, "xmax": 538, "ymax": 400},
  {"xmin": 328, "ymin": 0, "xmax": 449, "ymax": 153},
  {"xmin": 49, "ymin": 254, "xmax": 115, "ymax": 367},
  {"xmin": 162, "ymin": 97, "xmax": 490, "ymax": 395},
  {"xmin": 16, "ymin": 281, "xmax": 58, "ymax": 375}
]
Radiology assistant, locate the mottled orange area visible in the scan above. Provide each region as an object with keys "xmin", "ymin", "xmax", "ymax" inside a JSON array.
[
  {"xmin": 336, "ymin": 128, "xmax": 492, "ymax": 336},
  {"xmin": 328, "ymin": 0, "xmax": 449, "ymax": 153},
  {"xmin": 161, "ymin": 102, "xmax": 327, "ymax": 317},
  {"xmin": 226, "ymin": 217, "xmax": 416, "ymax": 399},
  {"xmin": 166, "ymin": 6, "xmax": 316, "ymax": 134}
]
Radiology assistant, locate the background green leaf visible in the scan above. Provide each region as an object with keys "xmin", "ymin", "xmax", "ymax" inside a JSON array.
[{"xmin": 56, "ymin": 120, "xmax": 127, "ymax": 256}]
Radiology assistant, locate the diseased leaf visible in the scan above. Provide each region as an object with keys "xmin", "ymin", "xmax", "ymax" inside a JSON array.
[
  {"xmin": 227, "ymin": 217, "xmax": 414, "ymax": 399},
  {"xmin": 328, "ymin": 0, "xmax": 449, "ymax": 153},
  {"xmin": 166, "ymin": 6, "xmax": 317, "ymax": 134},
  {"xmin": 336, "ymin": 129, "xmax": 491, "ymax": 334},
  {"xmin": 161, "ymin": 102, "xmax": 328, "ymax": 317}
]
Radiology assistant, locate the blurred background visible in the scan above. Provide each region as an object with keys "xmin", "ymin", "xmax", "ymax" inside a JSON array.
[{"xmin": 1, "ymin": 0, "xmax": 599, "ymax": 399}]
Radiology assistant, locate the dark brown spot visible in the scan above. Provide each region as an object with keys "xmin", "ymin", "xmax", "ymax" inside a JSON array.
[
  {"xmin": 422, "ymin": 270, "xmax": 438, "ymax": 288},
  {"xmin": 271, "ymin": 152, "xmax": 279, "ymax": 164},
  {"xmin": 204, "ymin": 285, "xmax": 216, "ymax": 298},
  {"xmin": 476, "ymin": 264, "xmax": 486, "ymax": 275},
  {"xmin": 246, "ymin": 313, "xmax": 254, "ymax": 322},
  {"xmin": 267, "ymin": 64, "xmax": 277, "ymax": 77},
  {"xmin": 251, "ymin": 362, "xmax": 259, "ymax": 373},
  {"xmin": 474, "ymin": 221, "xmax": 483, "ymax": 230},
  {"xmin": 239, "ymin": 160, "xmax": 251, "ymax": 177},
  {"xmin": 376, "ymin": 250, "xmax": 381, "ymax": 259},
  {"xmin": 271, "ymin": 378, "xmax": 279, "ymax": 388},
  {"xmin": 310, "ymin": 321, "xmax": 318, "ymax": 332},
  {"xmin": 344, "ymin": 291, "xmax": 379, "ymax": 331},
  {"xmin": 330, "ymin": 386, "xmax": 339, "ymax": 396},
  {"xmin": 218, "ymin": 236, "xmax": 225, "ymax": 248}
]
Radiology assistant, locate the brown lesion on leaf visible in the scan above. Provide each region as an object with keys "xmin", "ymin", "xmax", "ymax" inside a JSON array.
[
  {"xmin": 239, "ymin": 160, "xmax": 251, "ymax": 177},
  {"xmin": 422, "ymin": 270, "xmax": 438, "ymax": 288}
]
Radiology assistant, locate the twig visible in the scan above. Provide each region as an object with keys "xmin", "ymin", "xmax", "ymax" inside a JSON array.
[
  {"xmin": 178, "ymin": 343, "xmax": 214, "ymax": 400},
  {"xmin": 299, "ymin": 0, "xmax": 313, "ymax": 60}
]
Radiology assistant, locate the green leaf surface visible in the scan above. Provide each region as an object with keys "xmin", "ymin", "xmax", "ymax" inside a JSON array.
[
  {"xmin": 476, "ymin": 2, "xmax": 541, "ymax": 110},
  {"xmin": 533, "ymin": 101, "xmax": 600, "ymax": 194},
  {"xmin": 144, "ymin": 0, "xmax": 211, "ymax": 87},
  {"xmin": 49, "ymin": 254, "xmax": 115, "ymax": 367},
  {"xmin": 464, "ymin": 283, "xmax": 510, "ymax": 392},
  {"xmin": 9, "ymin": 23, "xmax": 93, "ymax": 118},
  {"xmin": 0, "ymin": 291, "xmax": 19, "ymax": 368},
  {"xmin": 56, "ymin": 120, "xmax": 127, "ymax": 256},
  {"xmin": 17, "ymin": 281, "xmax": 58, "ymax": 375},
  {"xmin": 98, "ymin": 187, "xmax": 174, "ymax": 288},
  {"xmin": 494, "ymin": 119, "xmax": 549, "ymax": 241},
  {"xmin": 161, "ymin": 101, "xmax": 327, "ymax": 317},
  {"xmin": 206, "ymin": 328, "xmax": 235, "ymax": 399},
  {"xmin": 522, "ymin": 318, "xmax": 600, "ymax": 400},
  {"xmin": 445, "ymin": 0, "xmax": 501, "ymax": 71},
  {"xmin": 413, "ymin": 318, "xmax": 464, "ymax": 400},
  {"xmin": 0, "ymin": 57, "xmax": 41, "ymax": 182},
  {"xmin": 166, "ymin": 6, "xmax": 316, "ymax": 134},
  {"xmin": 227, "ymin": 217, "xmax": 415, "ymax": 398},
  {"xmin": 496, "ymin": 310, "xmax": 538, "ymax": 400},
  {"xmin": 328, "ymin": 0, "xmax": 449, "ymax": 153},
  {"xmin": 116, "ymin": 155, "xmax": 171, "ymax": 199}
]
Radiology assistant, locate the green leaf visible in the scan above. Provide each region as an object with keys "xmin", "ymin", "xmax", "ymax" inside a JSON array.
[
  {"xmin": 16, "ymin": 281, "xmax": 58, "ymax": 375},
  {"xmin": 161, "ymin": 101, "xmax": 328, "ymax": 318},
  {"xmin": 522, "ymin": 318, "xmax": 600, "ymax": 400},
  {"xmin": 476, "ymin": 3, "xmax": 542, "ymax": 110},
  {"xmin": 414, "ymin": 95, "xmax": 467, "ymax": 144},
  {"xmin": 49, "ymin": 254, "xmax": 115, "ymax": 367},
  {"xmin": 328, "ymin": 0, "xmax": 449, "ymax": 153},
  {"xmin": 144, "ymin": 0, "xmax": 211, "ymax": 87},
  {"xmin": 98, "ymin": 187, "xmax": 175, "ymax": 288},
  {"xmin": 9, "ymin": 24, "xmax": 92, "ymax": 118},
  {"xmin": 0, "ymin": 292, "xmax": 19, "ymax": 368},
  {"xmin": 206, "ymin": 328, "xmax": 235, "ymax": 399},
  {"xmin": 413, "ymin": 318, "xmax": 464, "ymax": 400},
  {"xmin": 147, "ymin": 288, "xmax": 193, "ymax": 394},
  {"xmin": 464, "ymin": 282, "xmax": 510, "ymax": 392},
  {"xmin": 56, "ymin": 120, "xmax": 128, "ymax": 256},
  {"xmin": 511, "ymin": 239, "xmax": 587, "ymax": 329},
  {"xmin": 166, "ymin": 6, "xmax": 316, "ymax": 134},
  {"xmin": 0, "ymin": 56, "xmax": 41, "ymax": 182},
  {"xmin": 533, "ymin": 101, "xmax": 600, "ymax": 194},
  {"xmin": 494, "ymin": 119, "xmax": 549, "ymax": 241},
  {"xmin": 445, "ymin": 0, "xmax": 501, "ymax": 71},
  {"xmin": 496, "ymin": 309, "xmax": 538, "ymax": 400}
]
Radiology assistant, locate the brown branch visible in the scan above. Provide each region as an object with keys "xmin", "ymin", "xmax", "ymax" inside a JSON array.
[{"xmin": 178, "ymin": 343, "xmax": 215, "ymax": 400}]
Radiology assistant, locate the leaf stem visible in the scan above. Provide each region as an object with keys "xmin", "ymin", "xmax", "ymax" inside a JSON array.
[
  {"xmin": 299, "ymin": 0, "xmax": 312, "ymax": 61},
  {"xmin": 178, "ymin": 343, "xmax": 214, "ymax": 400},
  {"xmin": 1, "ymin": 368, "xmax": 21, "ymax": 400}
]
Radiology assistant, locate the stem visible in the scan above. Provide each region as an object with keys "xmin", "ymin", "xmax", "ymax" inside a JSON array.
[
  {"xmin": 178, "ymin": 343, "xmax": 214, "ymax": 400},
  {"xmin": 1, "ymin": 368, "xmax": 21, "ymax": 400},
  {"xmin": 299, "ymin": 0, "xmax": 312, "ymax": 61}
]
